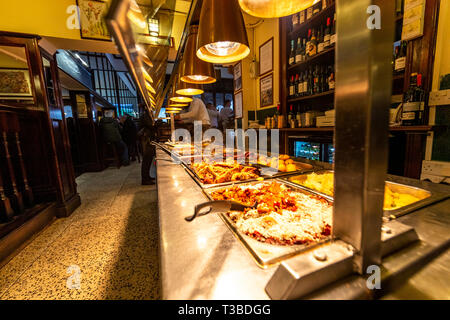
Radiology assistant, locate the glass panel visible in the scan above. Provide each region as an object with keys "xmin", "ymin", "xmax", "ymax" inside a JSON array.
[
  {"xmin": 0, "ymin": 45, "xmax": 35, "ymax": 105},
  {"xmin": 42, "ymin": 56, "xmax": 57, "ymax": 106},
  {"xmin": 225, "ymin": 93, "xmax": 234, "ymax": 110}
]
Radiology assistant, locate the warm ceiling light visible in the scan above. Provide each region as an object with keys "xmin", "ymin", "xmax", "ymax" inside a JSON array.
[
  {"xmin": 180, "ymin": 25, "xmax": 216, "ymax": 84},
  {"xmin": 146, "ymin": 82, "xmax": 156, "ymax": 94},
  {"xmin": 142, "ymin": 68, "xmax": 153, "ymax": 83},
  {"xmin": 169, "ymin": 95, "xmax": 193, "ymax": 103},
  {"xmin": 165, "ymin": 110, "xmax": 181, "ymax": 114},
  {"xmin": 165, "ymin": 107, "xmax": 183, "ymax": 111},
  {"xmin": 175, "ymin": 79, "xmax": 204, "ymax": 96},
  {"xmin": 148, "ymin": 18, "xmax": 159, "ymax": 36},
  {"xmin": 197, "ymin": 0, "xmax": 250, "ymax": 63},
  {"xmin": 141, "ymin": 55, "xmax": 153, "ymax": 67},
  {"xmin": 168, "ymin": 103, "xmax": 189, "ymax": 107},
  {"xmin": 238, "ymin": 0, "xmax": 317, "ymax": 18}
]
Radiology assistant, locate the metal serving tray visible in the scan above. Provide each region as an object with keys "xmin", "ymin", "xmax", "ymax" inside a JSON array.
[
  {"xmin": 183, "ymin": 160, "xmax": 317, "ymax": 189},
  {"xmin": 281, "ymin": 170, "xmax": 446, "ymax": 218},
  {"xmin": 202, "ymin": 180, "xmax": 332, "ymax": 268}
]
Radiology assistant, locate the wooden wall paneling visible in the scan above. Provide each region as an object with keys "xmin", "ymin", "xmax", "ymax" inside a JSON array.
[
  {"xmin": 0, "ymin": 156, "xmax": 14, "ymax": 222},
  {"xmin": 13, "ymin": 131, "xmax": 34, "ymax": 206},
  {"xmin": 279, "ymin": 17, "xmax": 288, "ymax": 117},
  {"xmin": 1, "ymin": 130, "xmax": 25, "ymax": 214}
]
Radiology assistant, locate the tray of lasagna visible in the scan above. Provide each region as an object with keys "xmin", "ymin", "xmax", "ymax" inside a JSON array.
[
  {"xmin": 203, "ymin": 180, "xmax": 332, "ymax": 268},
  {"xmin": 281, "ymin": 170, "xmax": 445, "ymax": 218}
]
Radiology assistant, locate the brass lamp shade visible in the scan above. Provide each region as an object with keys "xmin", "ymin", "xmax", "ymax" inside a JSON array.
[
  {"xmin": 180, "ymin": 25, "xmax": 216, "ymax": 84},
  {"xmin": 165, "ymin": 107, "xmax": 183, "ymax": 112},
  {"xmin": 165, "ymin": 110, "xmax": 181, "ymax": 114},
  {"xmin": 168, "ymin": 103, "xmax": 189, "ymax": 107},
  {"xmin": 197, "ymin": 0, "xmax": 250, "ymax": 64},
  {"xmin": 169, "ymin": 95, "xmax": 193, "ymax": 103},
  {"xmin": 238, "ymin": 0, "xmax": 316, "ymax": 18},
  {"xmin": 175, "ymin": 79, "xmax": 204, "ymax": 96}
]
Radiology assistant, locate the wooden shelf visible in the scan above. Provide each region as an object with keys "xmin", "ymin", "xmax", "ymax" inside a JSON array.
[
  {"xmin": 287, "ymin": 90, "xmax": 334, "ymax": 103},
  {"xmin": 277, "ymin": 125, "xmax": 436, "ymax": 133},
  {"xmin": 289, "ymin": 2, "xmax": 336, "ymax": 38},
  {"xmin": 288, "ymin": 47, "xmax": 335, "ymax": 71}
]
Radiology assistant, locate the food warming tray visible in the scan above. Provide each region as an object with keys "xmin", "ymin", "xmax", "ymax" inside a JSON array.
[
  {"xmin": 281, "ymin": 170, "xmax": 447, "ymax": 218},
  {"xmin": 202, "ymin": 180, "xmax": 332, "ymax": 268}
]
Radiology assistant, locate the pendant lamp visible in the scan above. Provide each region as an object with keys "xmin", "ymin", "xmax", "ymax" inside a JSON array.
[
  {"xmin": 175, "ymin": 78, "xmax": 204, "ymax": 96},
  {"xmin": 168, "ymin": 103, "xmax": 189, "ymax": 107},
  {"xmin": 238, "ymin": 0, "xmax": 317, "ymax": 18},
  {"xmin": 197, "ymin": 0, "xmax": 250, "ymax": 64},
  {"xmin": 180, "ymin": 25, "xmax": 216, "ymax": 84}
]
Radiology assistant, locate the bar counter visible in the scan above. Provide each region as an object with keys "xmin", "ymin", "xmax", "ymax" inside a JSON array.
[{"xmin": 156, "ymin": 147, "xmax": 450, "ymax": 300}]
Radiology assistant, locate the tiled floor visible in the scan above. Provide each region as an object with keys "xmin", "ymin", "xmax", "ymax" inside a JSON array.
[{"xmin": 0, "ymin": 162, "xmax": 161, "ymax": 300}]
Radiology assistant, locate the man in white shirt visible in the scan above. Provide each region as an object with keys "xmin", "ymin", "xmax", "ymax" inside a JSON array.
[
  {"xmin": 175, "ymin": 97, "xmax": 211, "ymax": 127},
  {"xmin": 219, "ymin": 99, "xmax": 234, "ymax": 131},
  {"xmin": 206, "ymin": 103, "xmax": 219, "ymax": 128}
]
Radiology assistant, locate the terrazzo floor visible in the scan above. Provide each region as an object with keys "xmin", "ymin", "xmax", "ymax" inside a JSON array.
[{"xmin": 0, "ymin": 162, "xmax": 161, "ymax": 300}]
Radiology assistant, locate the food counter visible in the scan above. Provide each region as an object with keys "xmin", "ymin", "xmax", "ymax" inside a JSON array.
[{"xmin": 156, "ymin": 147, "xmax": 450, "ymax": 299}]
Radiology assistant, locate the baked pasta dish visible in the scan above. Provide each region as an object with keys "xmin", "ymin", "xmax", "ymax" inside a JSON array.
[
  {"xmin": 210, "ymin": 182, "xmax": 332, "ymax": 245},
  {"xmin": 192, "ymin": 162, "xmax": 260, "ymax": 184},
  {"xmin": 289, "ymin": 172, "xmax": 423, "ymax": 210}
]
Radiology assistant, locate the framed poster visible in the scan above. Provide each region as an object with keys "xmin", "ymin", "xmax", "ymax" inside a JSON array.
[
  {"xmin": 234, "ymin": 91, "xmax": 243, "ymax": 119},
  {"xmin": 77, "ymin": 0, "xmax": 111, "ymax": 41},
  {"xmin": 259, "ymin": 37, "xmax": 273, "ymax": 76},
  {"xmin": 233, "ymin": 61, "xmax": 242, "ymax": 92},
  {"xmin": 0, "ymin": 68, "xmax": 33, "ymax": 98},
  {"xmin": 260, "ymin": 73, "xmax": 273, "ymax": 108}
]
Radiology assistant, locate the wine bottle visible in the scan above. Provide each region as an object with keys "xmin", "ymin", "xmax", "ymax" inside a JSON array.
[
  {"xmin": 306, "ymin": 6, "xmax": 313, "ymax": 20},
  {"xmin": 394, "ymin": 41, "xmax": 407, "ymax": 74},
  {"xmin": 295, "ymin": 73, "xmax": 300, "ymax": 97},
  {"xmin": 330, "ymin": 13, "xmax": 336, "ymax": 46},
  {"xmin": 313, "ymin": 0, "xmax": 321, "ymax": 15},
  {"xmin": 324, "ymin": 17, "xmax": 331, "ymax": 48},
  {"xmin": 292, "ymin": 12, "xmax": 299, "ymax": 28},
  {"xmin": 318, "ymin": 25, "xmax": 325, "ymax": 53},
  {"xmin": 313, "ymin": 65, "xmax": 320, "ymax": 94},
  {"xmin": 402, "ymin": 73, "xmax": 424, "ymax": 125},
  {"xmin": 308, "ymin": 29, "xmax": 317, "ymax": 57},
  {"xmin": 295, "ymin": 37, "xmax": 303, "ymax": 64},
  {"xmin": 302, "ymin": 71, "xmax": 308, "ymax": 96},
  {"xmin": 289, "ymin": 40, "xmax": 295, "ymax": 65},
  {"xmin": 328, "ymin": 65, "xmax": 335, "ymax": 90},
  {"xmin": 289, "ymin": 75, "xmax": 295, "ymax": 97},
  {"xmin": 299, "ymin": 10, "xmax": 306, "ymax": 24}
]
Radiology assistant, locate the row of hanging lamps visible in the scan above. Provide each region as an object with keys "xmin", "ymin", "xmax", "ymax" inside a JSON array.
[
  {"xmin": 196, "ymin": 0, "xmax": 250, "ymax": 64},
  {"xmin": 169, "ymin": 85, "xmax": 193, "ymax": 103},
  {"xmin": 180, "ymin": 25, "xmax": 216, "ymax": 84},
  {"xmin": 238, "ymin": 0, "xmax": 317, "ymax": 18}
]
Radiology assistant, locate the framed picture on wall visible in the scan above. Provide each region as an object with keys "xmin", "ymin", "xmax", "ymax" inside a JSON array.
[
  {"xmin": 260, "ymin": 73, "xmax": 273, "ymax": 108},
  {"xmin": 259, "ymin": 37, "xmax": 273, "ymax": 76},
  {"xmin": 234, "ymin": 91, "xmax": 243, "ymax": 119},
  {"xmin": 76, "ymin": 0, "xmax": 111, "ymax": 41},
  {"xmin": 233, "ymin": 61, "xmax": 242, "ymax": 92},
  {"xmin": 0, "ymin": 68, "xmax": 33, "ymax": 99}
]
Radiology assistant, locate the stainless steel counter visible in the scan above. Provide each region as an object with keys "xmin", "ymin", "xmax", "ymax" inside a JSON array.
[{"xmin": 156, "ymin": 147, "xmax": 450, "ymax": 299}]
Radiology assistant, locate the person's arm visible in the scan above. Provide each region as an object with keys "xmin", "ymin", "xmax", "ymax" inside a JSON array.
[{"xmin": 179, "ymin": 102, "xmax": 197, "ymax": 121}]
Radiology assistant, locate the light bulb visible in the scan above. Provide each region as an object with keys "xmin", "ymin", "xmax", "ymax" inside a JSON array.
[
  {"xmin": 187, "ymin": 75, "xmax": 209, "ymax": 81},
  {"xmin": 205, "ymin": 41, "xmax": 240, "ymax": 56}
]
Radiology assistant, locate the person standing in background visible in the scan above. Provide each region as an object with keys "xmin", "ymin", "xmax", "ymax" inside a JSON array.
[
  {"xmin": 120, "ymin": 113, "xmax": 138, "ymax": 161},
  {"xmin": 206, "ymin": 102, "xmax": 219, "ymax": 129},
  {"xmin": 99, "ymin": 110, "xmax": 129, "ymax": 166},
  {"xmin": 174, "ymin": 97, "xmax": 211, "ymax": 133},
  {"xmin": 138, "ymin": 106, "xmax": 157, "ymax": 185},
  {"xmin": 219, "ymin": 99, "xmax": 234, "ymax": 131}
]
